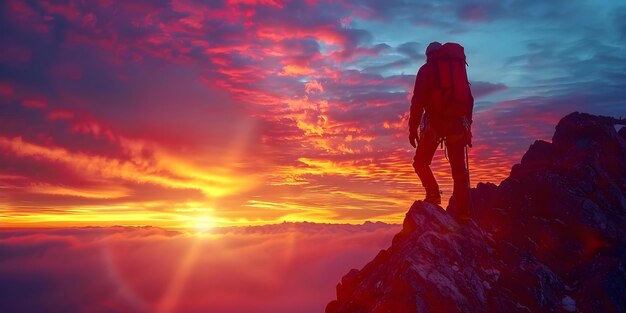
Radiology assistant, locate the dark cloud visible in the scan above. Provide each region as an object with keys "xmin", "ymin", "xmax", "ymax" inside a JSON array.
[
  {"xmin": 339, "ymin": 0, "xmax": 590, "ymax": 29},
  {"xmin": 278, "ymin": 38, "xmax": 321, "ymax": 61},
  {"xmin": 328, "ymin": 100, "xmax": 405, "ymax": 126},
  {"xmin": 362, "ymin": 58, "xmax": 413, "ymax": 74},
  {"xmin": 470, "ymin": 81, "xmax": 508, "ymax": 99},
  {"xmin": 396, "ymin": 42, "xmax": 423, "ymax": 60}
]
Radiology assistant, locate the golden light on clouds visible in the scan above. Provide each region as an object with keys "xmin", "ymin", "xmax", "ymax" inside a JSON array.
[
  {"xmin": 0, "ymin": 0, "xmax": 573, "ymax": 230},
  {"xmin": 0, "ymin": 136, "xmax": 256, "ymax": 198}
]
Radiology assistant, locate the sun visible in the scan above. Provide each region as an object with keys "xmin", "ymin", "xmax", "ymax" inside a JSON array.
[
  {"xmin": 175, "ymin": 206, "xmax": 216, "ymax": 232},
  {"xmin": 192, "ymin": 215, "xmax": 214, "ymax": 233}
]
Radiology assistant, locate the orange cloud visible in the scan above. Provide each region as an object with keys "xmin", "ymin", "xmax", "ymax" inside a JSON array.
[
  {"xmin": 305, "ymin": 80, "xmax": 324, "ymax": 94},
  {"xmin": 280, "ymin": 64, "xmax": 315, "ymax": 76},
  {"xmin": 0, "ymin": 136, "xmax": 255, "ymax": 199},
  {"xmin": 26, "ymin": 183, "xmax": 130, "ymax": 199}
]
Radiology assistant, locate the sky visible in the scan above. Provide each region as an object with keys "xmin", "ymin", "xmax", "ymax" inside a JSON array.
[{"xmin": 1, "ymin": 0, "xmax": 626, "ymax": 228}]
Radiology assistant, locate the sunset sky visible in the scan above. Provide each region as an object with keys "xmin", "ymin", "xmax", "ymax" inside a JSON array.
[{"xmin": 1, "ymin": 0, "xmax": 625, "ymax": 228}]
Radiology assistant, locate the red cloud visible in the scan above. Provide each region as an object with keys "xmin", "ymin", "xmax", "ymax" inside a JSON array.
[
  {"xmin": 0, "ymin": 43, "xmax": 32, "ymax": 64},
  {"xmin": 20, "ymin": 98, "xmax": 48, "ymax": 109},
  {"xmin": 0, "ymin": 82, "xmax": 15, "ymax": 98},
  {"xmin": 49, "ymin": 63, "xmax": 84, "ymax": 80},
  {"xmin": 46, "ymin": 109, "xmax": 75, "ymax": 121},
  {"xmin": 0, "ymin": 224, "xmax": 399, "ymax": 312},
  {"xmin": 227, "ymin": 0, "xmax": 286, "ymax": 8},
  {"xmin": 5, "ymin": 0, "xmax": 51, "ymax": 33}
]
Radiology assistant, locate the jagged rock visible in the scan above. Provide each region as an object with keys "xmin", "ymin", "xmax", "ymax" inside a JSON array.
[
  {"xmin": 327, "ymin": 201, "xmax": 565, "ymax": 313},
  {"xmin": 619, "ymin": 127, "xmax": 626, "ymax": 140},
  {"xmin": 327, "ymin": 112, "xmax": 626, "ymax": 313}
]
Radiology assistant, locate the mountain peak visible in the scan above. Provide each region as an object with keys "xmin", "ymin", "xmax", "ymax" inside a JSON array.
[{"xmin": 327, "ymin": 112, "xmax": 626, "ymax": 313}]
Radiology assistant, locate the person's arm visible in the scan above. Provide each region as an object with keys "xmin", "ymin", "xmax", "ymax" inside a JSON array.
[
  {"xmin": 408, "ymin": 65, "xmax": 428, "ymax": 147},
  {"xmin": 464, "ymin": 88, "xmax": 474, "ymax": 147},
  {"xmin": 466, "ymin": 92, "xmax": 474, "ymax": 124}
]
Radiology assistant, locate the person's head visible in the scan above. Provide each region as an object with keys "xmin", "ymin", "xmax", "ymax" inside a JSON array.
[{"xmin": 425, "ymin": 41, "xmax": 442, "ymax": 59}]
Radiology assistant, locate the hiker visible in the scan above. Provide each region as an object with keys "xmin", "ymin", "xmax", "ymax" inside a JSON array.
[{"xmin": 408, "ymin": 41, "xmax": 474, "ymax": 220}]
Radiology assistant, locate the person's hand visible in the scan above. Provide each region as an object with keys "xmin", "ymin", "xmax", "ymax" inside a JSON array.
[{"xmin": 409, "ymin": 132, "xmax": 418, "ymax": 148}]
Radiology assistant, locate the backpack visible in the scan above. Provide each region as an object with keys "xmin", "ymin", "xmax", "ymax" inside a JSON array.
[{"xmin": 428, "ymin": 43, "xmax": 473, "ymax": 119}]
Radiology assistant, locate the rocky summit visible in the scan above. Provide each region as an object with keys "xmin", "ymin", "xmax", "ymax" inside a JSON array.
[{"xmin": 326, "ymin": 112, "xmax": 626, "ymax": 313}]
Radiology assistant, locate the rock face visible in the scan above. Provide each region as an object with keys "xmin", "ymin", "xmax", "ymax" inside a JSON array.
[{"xmin": 327, "ymin": 112, "xmax": 626, "ymax": 313}]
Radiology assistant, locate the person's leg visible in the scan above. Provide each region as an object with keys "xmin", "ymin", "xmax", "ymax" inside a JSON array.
[
  {"xmin": 412, "ymin": 133, "xmax": 440, "ymax": 204},
  {"xmin": 446, "ymin": 137, "xmax": 470, "ymax": 216}
]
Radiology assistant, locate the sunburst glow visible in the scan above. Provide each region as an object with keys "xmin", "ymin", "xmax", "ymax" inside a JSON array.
[{"xmin": 1, "ymin": 0, "xmax": 624, "ymax": 229}]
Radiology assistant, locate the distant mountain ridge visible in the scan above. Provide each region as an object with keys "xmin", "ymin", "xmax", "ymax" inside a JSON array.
[
  {"xmin": 327, "ymin": 112, "xmax": 626, "ymax": 313},
  {"xmin": 214, "ymin": 220, "xmax": 398, "ymax": 235},
  {"xmin": 0, "ymin": 221, "xmax": 398, "ymax": 237}
]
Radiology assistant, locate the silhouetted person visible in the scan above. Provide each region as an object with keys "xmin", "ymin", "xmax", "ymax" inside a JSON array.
[{"xmin": 408, "ymin": 41, "xmax": 474, "ymax": 221}]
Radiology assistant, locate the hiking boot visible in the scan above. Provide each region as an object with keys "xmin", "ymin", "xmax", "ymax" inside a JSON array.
[
  {"xmin": 446, "ymin": 196, "xmax": 472, "ymax": 225},
  {"xmin": 424, "ymin": 191, "xmax": 442, "ymax": 205}
]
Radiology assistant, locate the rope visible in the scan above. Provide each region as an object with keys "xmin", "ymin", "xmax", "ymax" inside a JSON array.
[
  {"xmin": 466, "ymin": 145, "xmax": 473, "ymax": 212},
  {"xmin": 465, "ymin": 145, "xmax": 470, "ymax": 186}
]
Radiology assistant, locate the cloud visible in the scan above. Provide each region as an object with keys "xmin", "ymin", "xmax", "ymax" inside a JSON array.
[
  {"xmin": 613, "ymin": 6, "xmax": 626, "ymax": 39},
  {"xmin": 362, "ymin": 58, "xmax": 413, "ymax": 74},
  {"xmin": 471, "ymin": 81, "xmax": 508, "ymax": 99},
  {"xmin": 396, "ymin": 42, "xmax": 423, "ymax": 60},
  {"xmin": 1, "ymin": 0, "xmax": 625, "ymax": 226},
  {"xmin": 0, "ymin": 224, "xmax": 399, "ymax": 313}
]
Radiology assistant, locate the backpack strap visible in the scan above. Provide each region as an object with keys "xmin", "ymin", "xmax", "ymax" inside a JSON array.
[{"xmin": 448, "ymin": 59, "xmax": 454, "ymax": 106}]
